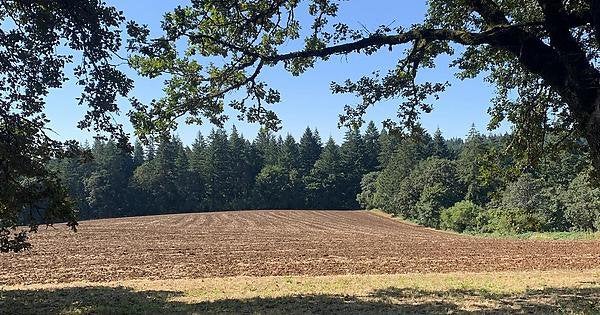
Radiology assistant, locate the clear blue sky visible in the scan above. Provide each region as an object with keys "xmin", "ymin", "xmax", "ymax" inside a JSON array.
[{"xmin": 44, "ymin": 0, "xmax": 507, "ymax": 145}]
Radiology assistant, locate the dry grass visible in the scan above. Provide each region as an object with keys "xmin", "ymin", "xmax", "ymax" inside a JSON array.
[{"xmin": 2, "ymin": 270, "xmax": 600, "ymax": 314}]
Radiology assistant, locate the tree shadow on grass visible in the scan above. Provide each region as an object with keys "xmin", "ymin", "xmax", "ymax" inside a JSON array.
[{"xmin": 1, "ymin": 285, "xmax": 599, "ymax": 314}]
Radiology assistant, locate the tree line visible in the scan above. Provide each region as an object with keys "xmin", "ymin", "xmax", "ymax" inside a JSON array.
[
  {"xmin": 50, "ymin": 123, "xmax": 599, "ymax": 234},
  {"xmin": 359, "ymin": 126, "xmax": 600, "ymax": 234},
  {"xmin": 49, "ymin": 123, "xmax": 382, "ymax": 219}
]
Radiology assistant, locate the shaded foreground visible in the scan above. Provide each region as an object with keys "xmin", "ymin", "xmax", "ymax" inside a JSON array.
[
  {"xmin": 2, "ymin": 210, "xmax": 600, "ymax": 285},
  {"xmin": 2, "ymin": 271, "xmax": 600, "ymax": 314}
]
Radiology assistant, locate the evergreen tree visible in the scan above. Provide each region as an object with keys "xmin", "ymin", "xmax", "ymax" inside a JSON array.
[
  {"xmin": 431, "ymin": 128, "xmax": 450, "ymax": 159},
  {"xmin": 48, "ymin": 156, "xmax": 92, "ymax": 219},
  {"xmin": 205, "ymin": 129, "xmax": 232, "ymax": 210},
  {"xmin": 133, "ymin": 140, "xmax": 145, "ymax": 168},
  {"xmin": 446, "ymin": 138, "xmax": 464, "ymax": 160},
  {"xmin": 85, "ymin": 140, "xmax": 133, "ymax": 218},
  {"xmin": 458, "ymin": 124, "xmax": 490, "ymax": 205},
  {"xmin": 363, "ymin": 122, "xmax": 380, "ymax": 172},
  {"xmin": 131, "ymin": 137, "xmax": 192, "ymax": 214},
  {"xmin": 373, "ymin": 139, "xmax": 428, "ymax": 217},
  {"xmin": 190, "ymin": 132, "xmax": 207, "ymax": 173},
  {"xmin": 246, "ymin": 141, "xmax": 265, "ymax": 207},
  {"xmin": 279, "ymin": 134, "xmax": 300, "ymax": 171},
  {"xmin": 228, "ymin": 126, "xmax": 253, "ymax": 209},
  {"xmin": 146, "ymin": 141, "xmax": 156, "ymax": 161},
  {"xmin": 298, "ymin": 128, "xmax": 322, "ymax": 176},
  {"xmin": 356, "ymin": 172, "xmax": 380, "ymax": 210},
  {"xmin": 305, "ymin": 138, "xmax": 344, "ymax": 209},
  {"xmin": 378, "ymin": 129, "xmax": 400, "ymax": 168},
  {"xmin": 155, "ymin": 137, "xmax": 183, "ymax": 212},
  {"xmin": 254, "ymin": 127, "xmax": 279, "ymax": 167},
  {"xmin": 174, "ymin": 138, "xmax": 196, "ymax": 211},
  {"xmin": 189, "ymin": 132, "xmax": 208, "ymax": 210},
  {"xmin": 411, "ymin": 158, "xmax": 463, "ymax": 228},
  {"xmin": 340, "ymin": 128, "xmax": 367, "ymax": 209}
]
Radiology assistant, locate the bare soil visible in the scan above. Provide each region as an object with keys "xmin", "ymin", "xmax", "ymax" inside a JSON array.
[{"xmin": 2, "ymin": 210, "xmax": 600, "ymax": 285}]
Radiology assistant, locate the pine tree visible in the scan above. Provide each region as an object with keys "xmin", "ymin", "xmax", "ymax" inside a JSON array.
[
  {"xmin": 378, "ymin": 129, "xmax": 400, "ymax": 168},
  {"xmin": 340, "ymin": 128, "xmax": 367, "ymax": 209},
  {"xmin": 432, "ymin": 128, "xmax": 450, "ymax": 159},
  {"xmin": 279, "ymin": 134, "xmax": 300, "ymax": 171},
  {"xmin": 363, "ymin": 121, "xmax": 380, "ymax": 172},
  {"xmin": 189, "ymin": 131, "xmax": 208, "ymax": 210},
  {"xmin": 85, "ymin": 140, "xmax": 133, "ymax": 218},
  {"xmin": 458, "ymin": 124, "xmax": 490, "ymax": 205},
  {"xmin": 254, "ymin": 127, "xmax": 279, "ymax": 166},
  {"xmin": 373, "ymin": 139, "xmax": 427, "ymax": 217},
  {"xmin": 298, "ymin": 127, "xmax": 322, "ymax": 176},
  {"xmin": 305, "ymin": 137, "xmax": 344, "ymax": 209},
  {"xmin": 48, "ymin": 156, "xmax": 92, "ymax": 219},
  {"xmin": 228, "ymin": 126, "xmax": 253, "ymax": 209},
  {"xmin": 146, "ymin": 140, "xmax": 156, "ymax": 161},
  {"xmin": 205, "ymin": 129, "xmax": 232, "ymax": 210},
  {"xmin": 155, "ymin": 137, "xmax": 182, "ymax": 212},
  {"xmin": 190, "ymin": 132, "xmax": 207, "ymax": 173},
  {"xmin": 133, "ymin": 140, "xmax": 145, "ymax": 168}
]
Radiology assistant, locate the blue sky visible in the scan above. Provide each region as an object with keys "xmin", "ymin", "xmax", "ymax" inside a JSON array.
[{"xmin": 44, "ymin": 0, "xmax": 506, "ymax": 145}]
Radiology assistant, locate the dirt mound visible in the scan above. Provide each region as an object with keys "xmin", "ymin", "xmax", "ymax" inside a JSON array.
[{"xmin": 2, "ymin": 210, "xmax": 600, "ymax": 285}]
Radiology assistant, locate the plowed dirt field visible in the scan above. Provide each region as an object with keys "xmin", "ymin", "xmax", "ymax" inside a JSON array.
[{"xmin": 2, "ymin": 210, "xmax": 600, "ymax": 285}]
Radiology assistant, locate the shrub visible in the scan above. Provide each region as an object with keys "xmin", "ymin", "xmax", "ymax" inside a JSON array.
[
  {"xmin": 563, "ymin": 171, "xmax": 600, "ymax": 231},
  {"xmin": 494, "ymin": 173, "xmax": 559, "ymax": 232},
  {"xmin": 356, "ymin": 172, "xmax": 380, "ymax": 210},
  {"xmin": 440, "ymin": 201, "xmax": 483, "ymax": 233},
  {"xmin": 482, "ymin": 207, "xmax": 547, "ymax": 234}
]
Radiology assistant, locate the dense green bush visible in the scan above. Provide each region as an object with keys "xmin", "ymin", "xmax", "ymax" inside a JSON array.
[
  {"xmin": 481, "ymin": 207, "xmax": 547, "ymax": 234},
  {"xmin": 253, "ymin": 165, "xmax": 303, "ymax": 209},
  {"xmin": 496, "ymin": 173, "xmax": 560, "ymax": 232},
  {"xmin": 410, "ymin": 158, "xmax": 464, "ymax": 228},
  {"xmin": 362, "ymin": 128, "xmax": 599, "ymax": 236},
  {"xmin": 374, "ymin": 156, "xmax": 464, "ymax": 227},
  {"xmin": 440, "ymin": 201, "xmax": 483, "ymax": 233},
  {"xmin": 563, "ymin": 171, "xmax": 600, "ymax": 231},
  {"xmin": 356, "ymin": 172, "xmax": 379, "ymax": 210}
]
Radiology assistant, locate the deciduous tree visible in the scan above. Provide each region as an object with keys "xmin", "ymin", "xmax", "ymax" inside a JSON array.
[
  {"xmin": 1, "ymin": 0, "xmax": 131, "ymax": 251},
  {"xmin": 127, "ymin": 0, "xmax": 600, "ymax": 176}
]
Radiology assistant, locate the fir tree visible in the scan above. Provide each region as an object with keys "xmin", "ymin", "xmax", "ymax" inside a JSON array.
[
  {"xmin": 298, "ymin": 128, "xmax": 322, "ymax": 176},
  {"xmin": 431, "ymin": 129, "xmax": 450, "ymax": 159}
]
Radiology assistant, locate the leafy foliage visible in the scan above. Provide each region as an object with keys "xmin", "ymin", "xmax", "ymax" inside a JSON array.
[
  {"xmin": 51, "ymin": 123, "xmax": 384, "ymax": 219},
  {"xmin": 365, "ymin": 126, "xmax": 600, "ymax": 234},
  {"xmin": 126, "ymin": 0, "xmax": 600, "ymax": 176},
  {"xmin": 563, "ymin": 170, "xmax": 600, "ymax": 231},
  {"xmin": 1, "ymin": 0, "xmax": 132, "ymax": 251},
  {"xmin": 45, "ymin": 122, "xmax": 600, "ymax": 237},
  {"xmin": 440, "ymin": 201, "xmax": 483, "ymax": 233}
]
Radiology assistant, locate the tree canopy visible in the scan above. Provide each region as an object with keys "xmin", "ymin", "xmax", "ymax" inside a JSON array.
[
  {"xmin": 0, "ymin": 0, "xmax": 132, "ymax": 252},
  {"xmin": 3, "ymin": 0, "xmax": 600, "ymax": 251},
  {"xmin": 127, "ymin": 0, "xmax": 600, "ymax": 174}
]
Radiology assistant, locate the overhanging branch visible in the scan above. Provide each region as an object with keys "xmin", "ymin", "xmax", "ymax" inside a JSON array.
[{"xmin": 263, "ymin": 26, "xmax": 535, "ymax": 63}]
